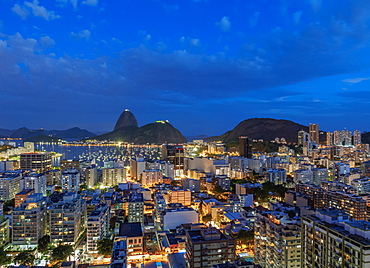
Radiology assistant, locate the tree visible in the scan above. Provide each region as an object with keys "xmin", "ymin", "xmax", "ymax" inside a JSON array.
[
  {"xmin": 97, "ymin": 238, "xmax": 113, "ymax": 257},
  {"xmin": 170, "ymin": 180, "xmax": 180, "ymax": 187},
  {"xmin": 0, "ymin": 247, "xmax": 12, "ymax": 267},
  {"xmin": 202, "ymin": 214, "xmax": 212, "ymax": 223},
  {"xmin": 232, "ymin": 230, "xmax": 254, "ymax": 245},
  {"xmin": 79, "ymin": 183, "xmax": 88, "ymax": 191},
  {"xmin": 110, "ymin": 216, "xmax": 117, "ymax": 231},
  {"xmin": 287, "ymin": 210, "xmax": 296, "ymax": 219},
  {"xmin": 51, "ymin": 244, "xmax": 73, "ymax": 264},
  {"xmin": 214, "ymin": 185, "xmax": 224, "ymax": 195},
  {"xmin": 14, "ymin": 252, "xmax": 35, "ymax": 266},
  {"xmin": 38, "ymin": 234, "xmax": 50, "ymax": 253}
]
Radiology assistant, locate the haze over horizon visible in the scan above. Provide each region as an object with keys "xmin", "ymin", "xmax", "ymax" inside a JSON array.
[{"xmin": 3, "ymin": 0, "xmax": 370, "ymax": 136}]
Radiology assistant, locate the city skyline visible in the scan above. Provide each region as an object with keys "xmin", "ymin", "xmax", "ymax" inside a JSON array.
[{"xmin": 2, "ymin": 1, "xmax": 370, "ymax": 135}]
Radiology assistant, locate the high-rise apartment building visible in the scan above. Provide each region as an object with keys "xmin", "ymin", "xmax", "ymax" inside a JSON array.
[
  {"xmin": 116, "ymin": 222, "xmax": 144, "ymax": 256},
  {"xmin": 0, "ymin": 216, "xmax": 10, "ymax": 247},
  {"xmin": 239, "ymin": 136, "xmax": 252, "ymax": 158},
  {"xmin": 61, "ymin": 168, "xmax": 80, "ymax": 192},
  {"xmin": 161, "ymin": 145, "xmax": 185, "ymax": 177},
  {"xmin": 60, "ymin": 159, "xmax": 80, "ymax": 172},
  {"xmin": 296, "ymin": 183, "xmax": 367, "ymax": 220},
  {"xmin": 362, "ymin": 161, "xmax": 370, "ymax": 177},
  {"xmin": 254, "ymin": 205, "xmax": 301, "ymax": 268},
  {"xmin": 15, "ymin": 188, "xmax": 35, "ymax": 207},
  {"xmin": 354, "ymin": 129, "xmax": 362, "ymax": 145},
  {"xmin": 265, "ymin": 169, "xmax": 286, "ymax": 185},
  {"xmin": 20, "ymin": 152, "xmax": 52, "ymax": 173},
  {"xmin": 141, "ymin": 169, "xmax": 162, "ymax": 186},
  {"xmin": 154, "ymin": 192, "xmax": 167, "ymax": 228},
  {"xmin": 87, "ymin": 203, "xmax": 110, "ymax": 253},
  {"xmin": 168, "ymin": 189, "xmax": 192, "ymax": 206},
  {"xmin": 326, "ymin": 131, "xmax": 333, "ymax": 145},
  {"xmin": 309, "ymin": 123, "xmax": 319, "ymax": 144},
  {"xmin": 130, "ymin": 158, "xmax": 146, "ymax": 181},
  {"xmin": 294, "ymin": 169, "xmax": 313, "ymax": 184},
  {"xmin": 102, "ymin": 167, "xmax": 126, "ymax": 186},
  {"xmin": 0, "ymin": 173, "xmax": 22, "ymax": 200},
  {"xmin": 128, "ymin": 192, "xmax": 144, "ymax": 224},
  {"xmin": 311, "ymin": 168, "xmax": 328, "ymax": 185},
  {"xmin": 86, "ymin": 166, "xmax": 98, "ymax": 188},
  {"xmin": 50, "ymin": 192, "xmax": 84, "ymax": 245},
  {"xmin": 302, "ymin": 209, "xmax": 370, "ymax": 268},
  {"xmin": 20, "ymin": 174, "xmax": 47, "ymax": 196},
  {"xmin": 185, "ymin": 227, "xmax": 235, "ymax": 268},
  {"xmin": 298, "ymin": 130, "xmax": 310, "ymax": 146},
  {"xmin": 12, "ymin": 193, "xmax": 47, "ymax": 250}
]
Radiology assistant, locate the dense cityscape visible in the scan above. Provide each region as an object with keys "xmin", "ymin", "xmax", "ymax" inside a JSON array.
[
  {"xmin": 3, "ymin": 0, "xmax": 370, "ymax": 267},
  {"xmin": 1, "ymin": 109, "xmax": 370, "ymax": 268}
]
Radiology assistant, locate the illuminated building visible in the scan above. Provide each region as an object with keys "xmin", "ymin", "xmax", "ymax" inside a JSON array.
[
  {"xmin": 302, "ymin": 209, "xmax": 370, "ymax": 267},
  {"xmin": 185, "ymin": 227, "xmax": 235, "ymax": 268},
  {"xmin": 141, "ymin": 169, "xmax": 162, "ymax": 186},
  {"xmin": 265, "ymin": 169, "xmax": 286, "ymax": 185},
  {"xmin": 298, "ymin": 130, "xmax": 310, "ymax": 146},
  {"xmin": 86, "ymin": 165, "xmax": 98, "ymax": 188},
  {"xmin": 102, "ymin": 167, "xmax": 126, "ymax": 187},
  {"xmin": 50, "ymin": 192, "xmax": 83, "ymax": 245},
  {"xmin": 20, "ymin": 152, "xmax": 52, "ymax": 173},
  {"xmin": 254, "ymin": 204, "xmax": 301, "ymax": 268},
  {"xmin": 20, "ymin": 174, "xmax": 47, "ymax": 196},
  {"xmin": 0, "ymin": 173, "xmax": 22, "ymax": 200},
  {"xmin": 354, "ymin": 130, "xmax": 362, "ymax": 145},
  {"xmin": 15, "ymin": 188, "xmax": 35, "ymax": 207},
  {"xmin": 309, "ymin": 123, "xmax": 319, "ymax": 144},
  {"xmin": 168, "ymin": 189, "xmax": 192, "ymax": 206},
  {"xmin": 128, "ymin": 192, "xmax": 144, "ymax": 224},
  {"xmin": 161, "ymin": 145, "xmax": 185, "ymax": 177},
  {"xmin": 296, "ymin": 183, "xmax": 366, "ymax": 220},
  {"xmin": 239, "ymin": 136, "xmax": 252, "ymax": 158},
  {"xmin": 60, "ymin": 159, "xmax": 80, "ymax": 171},
  {"xmin": 61, "ymin": 168, "xmax": 80, "ymax": 192},
  {"xmin": 163, "ymin": 207, "xmax": 199, "ymax": 231},
  {"xmin": 87, "ymin": 203, "xmax": 110, "ymax": 253},
  {"xmin": 0, "ymin": 216, "xmax": 10, "ymax": 247},
  {"xmin": 130, "ymin": 158, "xmax": 146, "ymax": 181},
  {"xmin": 116, "ymin": 222, "xmax": 144, "ymax": 256},
  {"xmin": 12, "ymin": 193, "xmax": 47, "ymax": 250}
]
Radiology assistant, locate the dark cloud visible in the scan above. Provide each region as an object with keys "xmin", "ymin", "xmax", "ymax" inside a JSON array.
[{"xmin": 3, "ymin": 0, "xmax": 370, "ymax": 133}]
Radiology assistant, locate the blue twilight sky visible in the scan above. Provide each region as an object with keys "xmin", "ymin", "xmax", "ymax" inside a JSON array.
[{"xmin": 2, "ymin": 0, "xmax": 370, "ymax": 136}]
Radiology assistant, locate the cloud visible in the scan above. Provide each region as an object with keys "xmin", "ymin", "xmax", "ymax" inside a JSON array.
[
  {"xmin": 24, "ymin": 0, "xmax": 60, "ymax": 20},
  {"xmin": 163, "ymin": 4, "xmax": 179, "ymax": 12},
  {"xmin": 82, "ymin": 0, "xmax": 99, "ymax": 6},
  {"xmin": 293, "ymin": 11, "xmax": 302, "ymax": 24},
  {"xmin": 342, "ymin": 77, "xmax": 370, "ymax": 84},
  {"xmin": 4, "ymin": 0, "xmax": 370, "ymax": 132},
  {"xmin": 56, "ymin": 0, "xmax": 78, "ymax": 10},
  {"xmin": 13, "ymin": 1, "xmax": 60, "ymax": 20},
  {"xmin": 12, "ymin": 4, "xmax": 30, "ymax": 19},
  {"xmin": 39, "ymin": 36, "xmax": 55, "ymax": 48},
  {"xmin": 190, "ymin": 38, "xmax": 200, "ymax": 46},
  {"xmin": 215, "ymin": 16, "xmax": 231, "ymax": 32},
  {"xmin": 250, "ymin": 12, "xmax": 260, "ymax": 27},
  {"xmin": 309, "ymin": 0, "xmax": 322, "ymax": 11},
  {"xmin": 71, "ymin": 30, "xmax": 91, "ymax": 39}
]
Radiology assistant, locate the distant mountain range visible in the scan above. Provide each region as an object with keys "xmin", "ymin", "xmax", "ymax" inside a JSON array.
[
  {"xmin": 3, "ymin": 113, "xmax": 369, "ymax": 144},
  {"xmin": 206, "ymin": 118, "xmax": 309, "ymax": 143},
  {"xmin": 0, "ymin": 127, "xmax": 96, "ymax": 140},
  {"xmin": 93, "ymin": 110, "xmax": 187, "ymax": 144}
]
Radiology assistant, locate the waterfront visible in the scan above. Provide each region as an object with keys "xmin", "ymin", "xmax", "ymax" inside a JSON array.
[{"xmin": 34, "ymin": 143, "xmax": 161, "ymax": 167}]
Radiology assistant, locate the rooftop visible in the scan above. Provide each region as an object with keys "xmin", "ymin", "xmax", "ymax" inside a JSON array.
[{"xmin": 118, "ymin": 222, "xmax": 143, "ymax": 237}]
